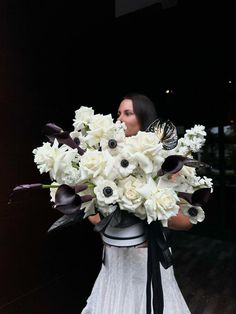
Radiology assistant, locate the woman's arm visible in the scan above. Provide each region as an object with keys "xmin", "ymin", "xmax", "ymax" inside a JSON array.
[
  {"xmin": 167, "ymin": 173, "xmax": 193, "ymax": 231},
  {"xmin": 88, "ymin": 213, "xmax": 101, "ymax": 225},
  {"xmin": 167, "ymin": 210, "xmax": 193, "ymax": 231}
]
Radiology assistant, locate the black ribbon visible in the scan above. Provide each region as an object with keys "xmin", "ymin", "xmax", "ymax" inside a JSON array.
[
  {"xmin": 146, "ymin": 221, "xmax": 173, "ymax": 314},
  {"xmin": 94, "ymin": 206, "xmax": 142, "ymax": 232}
]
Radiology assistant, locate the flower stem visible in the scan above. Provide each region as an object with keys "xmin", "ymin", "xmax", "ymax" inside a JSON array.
[
  {"xmin": 184, "ymin": 151, "xmax": 192, "ymax": 157},
  {"xmin": 42, "ymin": 184, "xmax": 60, "ymax": 189}
]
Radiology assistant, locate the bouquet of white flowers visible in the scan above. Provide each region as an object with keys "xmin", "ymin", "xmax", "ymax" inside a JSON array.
[
  {"xmin": 11, "ymin": 106, "xmax": 213, "ymax": 235},
  {"xmin": 9, "ymin": 106, "xmax": 214, "ymax": 314}
]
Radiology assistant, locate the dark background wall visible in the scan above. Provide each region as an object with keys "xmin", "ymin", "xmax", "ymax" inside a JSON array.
[{"xmin": 0, "ymin": 0, "xmax": 236, "ymax": 313}]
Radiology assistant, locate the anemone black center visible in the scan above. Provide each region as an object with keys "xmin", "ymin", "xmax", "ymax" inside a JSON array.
[
  {"xmin": 121, "ymin": 159, "xmax": 129, "ymax": 168},
  {"xmin": 108, "ymin": 139, "xmax": 117, "ymax": 149},
  {"xmin": 74, "ymin": 137, "xmax": 80, "ymax": 145},
  {"xmin": 188, "ymin": 207, "xmax": 198, "ymax": 217},
  {"xmin": 103, "ymin": 186, "xmax": 113, "ymax": 197}
]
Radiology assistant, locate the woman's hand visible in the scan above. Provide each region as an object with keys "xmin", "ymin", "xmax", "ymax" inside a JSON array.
[
  {"xmin": 168, "ymin": 210, "xmax": 192, "ymax": 231},
  {"xmin": 168, "ymin": 172, "xmax": 180, "ymax": 182},
  {"xmin": 88, "ymin": 213, "xmax": 101, "ymax": 225},
  {"xmin": 135, "ymin": 241, "xmax": 148, "ymax": 248}
]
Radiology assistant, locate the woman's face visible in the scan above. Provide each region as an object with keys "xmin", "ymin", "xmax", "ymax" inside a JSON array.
[{"xmin": 117, "ymin": 99, "xmax": 141, "ymax": 137}]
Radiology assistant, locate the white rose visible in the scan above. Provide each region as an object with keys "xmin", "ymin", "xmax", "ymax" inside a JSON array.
[
  {"xmin": 156, "ymin": 189, "xmax": 177, "ymax": 210},
  {"xmin": 118, "ymin": 176, "xmax": 145, "ymax": 218},
  {"xmin": 79, "ymin": 150, "xmax": 106, "ymax": 180},
  {"xmin": 73, "ymin": 106, "xmax": 94, "ymax": 131},
  {"xmin": 125, "ymin": 187, "xmax": 139, "ymax": 200},
  {"xmin": 85, "ymin": 114, "xmax": 115, "ymax": 146},
  {"xmin": 125, "ymin": 131, "xmax": 162, "ymax": 158}
]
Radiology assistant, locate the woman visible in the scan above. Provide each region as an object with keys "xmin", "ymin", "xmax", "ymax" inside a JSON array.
[{"xmin": 81, "ymin": 93, "xmax": 192, "ymax": 314}]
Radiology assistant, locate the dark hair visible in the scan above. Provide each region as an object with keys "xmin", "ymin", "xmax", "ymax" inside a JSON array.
[{"xmin": 123, "ymin": 93, "xmax": 158, "ymax": 131}]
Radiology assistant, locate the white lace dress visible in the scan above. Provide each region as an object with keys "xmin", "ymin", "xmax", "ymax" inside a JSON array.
[{"xmin": 81, "ymin": 246, "xmax": 191, "ymax": 314}]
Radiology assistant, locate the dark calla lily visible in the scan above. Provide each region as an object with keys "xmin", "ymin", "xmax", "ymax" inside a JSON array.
[
  {"xmin": 54, "ymin": 184, "xmax": 93, "ymax": 215},
  {"xmin": 43, "ymin": 123, "xmax": 85, "ymax": 155},
  {"xmin": 47, "ymin": 211, "xmax": 85, "ymax": 233},
  {"xmin": 178, "ymin": 188, "xmax": 211, "ymax": 207},
  {"xmin": 157, "ymin": 155, "xmax": 211, "ymax": 176},
  {"xmin": 146, "ymin": 118, "xmax": 178, "ymax": 150},
  {"xmin": 8, "ymin": 183, "xmax": 43, "ymax": 204},
  {"xmin": 183, "ymin": 159, "xmax": 211, "ymax": 168},
  {"xmin": 43, "ymin": 123, "xmax": 63, "ymax": 141},
  {"xmin": 12, "ymin": 183, "xmax": 43, "ymax": 192}
]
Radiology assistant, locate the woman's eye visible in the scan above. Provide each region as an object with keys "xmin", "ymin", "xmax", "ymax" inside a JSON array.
[{"xmin": 126, "ymin": 112, "xmax": 132, "ymax": 116}]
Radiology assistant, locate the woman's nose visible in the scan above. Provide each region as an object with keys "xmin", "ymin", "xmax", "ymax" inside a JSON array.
[{"xmin": 117, "ymin": 114, "xmax": 123, "ymax": 122}]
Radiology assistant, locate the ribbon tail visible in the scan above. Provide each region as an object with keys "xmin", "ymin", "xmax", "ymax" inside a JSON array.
[
  {"xmin": 146, "ymin": 221, "xmax": 173, "ymax": 314},
  {"xmin": 152, "ymin": 221, "xmax": 173, "ymax": 269},
  {"xmin": 152, "ymin": 242, "xmax": 164, "ymax": 314},
  {"xmin": 146, "ymin": 238, "xmax": 164, "ymax": 314},
  {"xmin": 146, "ymin": 240, "xmax": 152, "ymax": 314}
]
